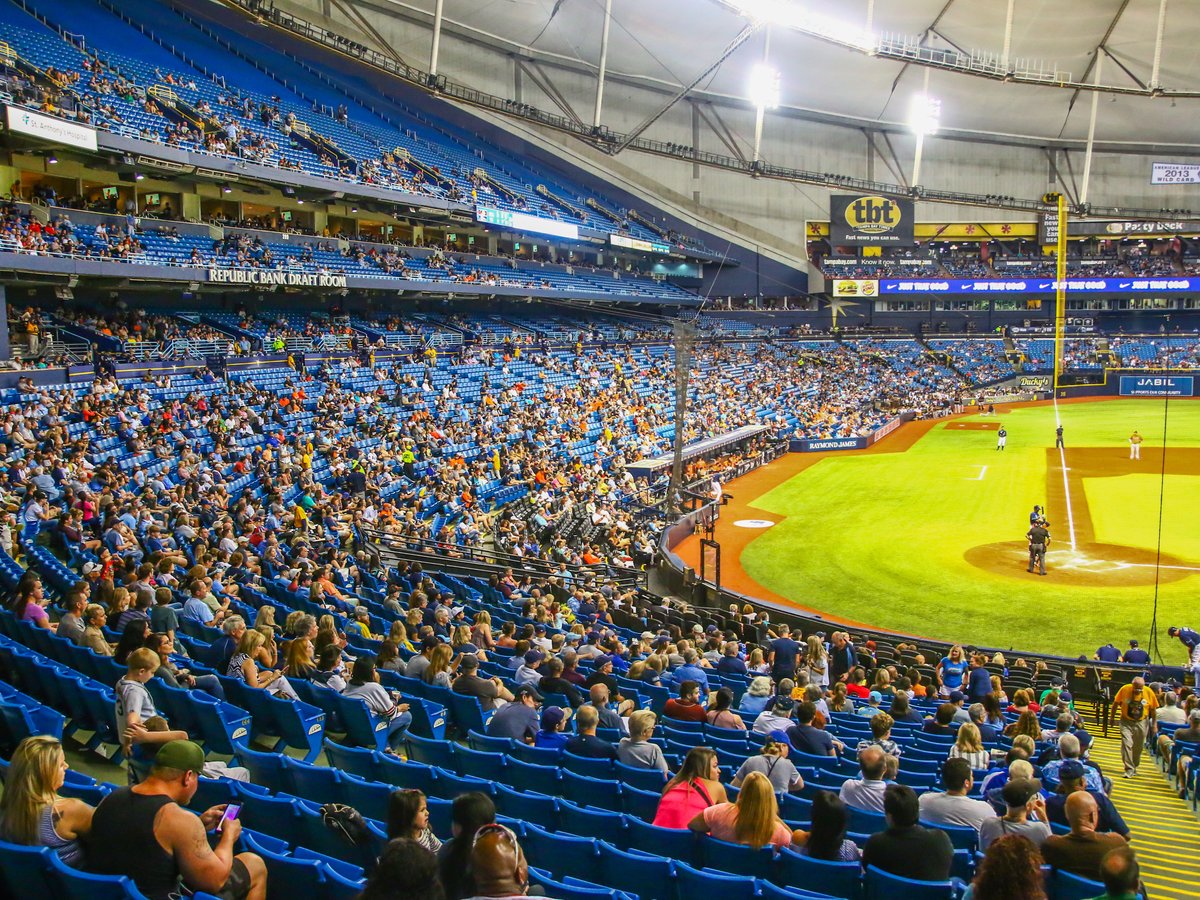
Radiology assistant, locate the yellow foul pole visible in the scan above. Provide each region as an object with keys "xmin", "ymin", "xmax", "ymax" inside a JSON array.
[{"xmin": 1051, "ymin": 193, "xmax": 1067, "ymax": 392}]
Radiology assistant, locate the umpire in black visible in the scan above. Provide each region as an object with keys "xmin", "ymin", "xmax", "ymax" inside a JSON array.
[{"xmin": 1026, "ymin": 520, "xmax": 1050, "ymax": 575}]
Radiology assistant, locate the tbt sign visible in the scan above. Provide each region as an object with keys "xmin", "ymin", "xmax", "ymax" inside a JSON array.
[{"xmin": 830, "ymin": 194, "xmax": 914, "ymax": 246}]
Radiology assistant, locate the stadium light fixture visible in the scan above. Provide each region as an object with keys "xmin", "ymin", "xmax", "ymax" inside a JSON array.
[
  {"xmin": 47, "ymin": 153, "xmax": 57, "ymax": 164},
  {"xmin": 748, "ymin": 63, "xmax": 781, "ymax": 110},
  {"xmin": 908, "ymin": 93, "xmax": 941, "ymax": 136}
]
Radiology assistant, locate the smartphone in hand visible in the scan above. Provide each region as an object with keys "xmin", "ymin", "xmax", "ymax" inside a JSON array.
[{"xmin": 218, "ymin": 803, "xmax": 242, "ymax": 832}]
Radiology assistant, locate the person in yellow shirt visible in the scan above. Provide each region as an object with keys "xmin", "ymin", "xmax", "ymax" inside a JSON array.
[{"xmin": 1111, "ymin": 676, "xmax": 1158, "ymax": 777}]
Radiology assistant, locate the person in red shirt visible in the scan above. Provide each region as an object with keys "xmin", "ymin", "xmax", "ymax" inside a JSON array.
[{"xmin": 664, "ymin": 680, "xmax": 708, "ymax": 723}]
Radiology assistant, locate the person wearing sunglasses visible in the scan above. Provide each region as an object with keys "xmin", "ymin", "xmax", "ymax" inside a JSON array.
[{"xmin": 467, "ymin": 824, "xmax": 532, "ymax": 900}]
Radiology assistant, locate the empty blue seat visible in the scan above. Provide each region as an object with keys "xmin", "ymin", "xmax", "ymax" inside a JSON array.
[
  {"xmin": 509, "ymin": 742, "xmax": 563, "ymax": 766},
  {"xmin": 457, "ymin": 746, "xmax": 509, "ymax": 781},
  {"xmin": 239, "ymin": 792, "xmax": 308, "ymax": 849},
  {"xmin": 0, "ymin": 840, "xmax": 60, "ymax": 900},
  {"xmin": 557, "ymin": 799, "xmax": 626, "ymax": 845},
  {"xmin": 48, "ymin": 852, "xmax": 150, "ymax": 900},
  {"xmin": 242, "ymin": 831, "xmax": 328, "ymax": 898},
  {"xmin": 620, "ymin": 784, "xmax": 663, "ymax": 822},
  {"xmin": 237, "ymin": 746, "xmax": 291, "ymax": 794},
  {"xmin": 324, "ymin": 742, "xmax": 379, "ymax": 781},
  {"xmin": 597, "ymin": 841, "xmax": 674, "ymax": 900},
  {"xmin": 613, "ymin": 761, "xmax": 668, "ymax": 792},
  {"xmin": 675, "ymin": 861, "xmax": 758, "ymax": 900},
  {"xmin": 624, "ymin": 815, "xmax": 696, "ymax": 862},
  {"xmin": 287, "ymin": 758, "xmax": 344, "ymax": 805},
  {"xmin": 405, "ymin": 733, "xmax": 458, "ymax": 771},
  {"xmin": 494, "ymin": 783, "xmax": 559, "ymax": 831},
  {"xmin": 523, "ymin": 824, "xmax": 599, "ymax": 881},
  {"xmin": 507, "ymin": 757, "xmax": 562, "ymax": 796},
  {"xmin": 1048, "ymin": 868, "xmax": 1106, "ymax": 900},
  {"xmin": 562, "ymin": 771, "xmax": 622, "ymax": 812},
  {"xmin": 700, "ymin": 836, "xmax": 776, "ymax": 878},
  {"xmin": 775, "ymin": 847, "xmax": 862, "ymax": 900},
  {"xmin": 562, "ymin": 751, "xmax": 616, "ymax": 778},
  {"xmin": 757, "ymin": 881, "xmax": 840, "ymax": 900},
  {"xmin": 468, "ymin": 730, "xmax": 515, "ymax": 753},
  {"xmin": 863, "ymin": 865, "xmax": 955, "ymax": 900}
]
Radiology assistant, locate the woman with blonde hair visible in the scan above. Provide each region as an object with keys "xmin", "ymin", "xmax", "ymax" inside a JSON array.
[
  {"xmin": 829, "ymin": 682, "xmax": 854, "ymax": 713},
  {"xmin": 688, "ymin": 771, "xmax": 797, "ymax": 848},
  {"xmin": 990, "ymin": 675, "xmax": 1008, "ymax": 705},
  {"xmin": 81, "ymin": 604, "xmax": 116, "ymax": 656},
  {"xmin": 228, "ymin": 629, "xmax": 298, "ymax": 698},
  {"xmin": 949, "ymin": 722, "xmax": 990, "ymax": 770},
  {"xmin": 0, "ymin": 736, "xmax": 93, "ymax": 866},
  {"xmin": 806, "ymin": 635, "xmax": 829, "ymax": 686},
  {"xmin": 388, "ymin": 620, "xmax": 415, "ymax": 653},
  {"xmin": 872, "ymin": 668, "xmax": 894, "ymax": 697},
  {"xmin": 422, "ymin": 643, "xmax": 455, "ymax": 688},
  {"xmin": 451, "ymin": 624, "xmax": 486, "ymax": 661},
  {"xmin": 254, "ymin": 605, "xmax": 279, "ymax": 634},
  {"xmin": 746, "ymin": 647, "xmax": 770, "ymax": 675},
  {"xmin": 470, "ymin": 610, "xmax": 496, "ymax": 650}
]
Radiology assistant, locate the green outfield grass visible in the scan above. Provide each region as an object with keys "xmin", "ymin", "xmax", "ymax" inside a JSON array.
[{"xmin": 739, "ymin": 399, "xmax": 1200, "ymax": 657}]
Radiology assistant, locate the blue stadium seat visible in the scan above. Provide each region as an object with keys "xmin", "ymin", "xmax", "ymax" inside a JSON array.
[
  {"xmin": 613, "ymin": 761, "xmax": 669, "ymax": 792},
  {"xmin": 624, "ymin": 815, "xmax": 696, "ymax": 861},
  {"xmin": 509, "ymin": 742, "xmax": 563, "ymax": 766},
  {"xmin": 375, "ymin": 754, "xmax": 439, "ymax": 794},
  {"xmin": 241, "ymin": 831, "xmax": 328, "ymax": 899},
  {"xmin": 48, "ymin": 852, "xmax": 150, "ymax": 900},
  {"xmin": 775, "ymin": 847, "xmax": 862, "ymax": 900},
  {"xmin": 0, "ymin": 841, "xmax": 60, "ymax": 900},
  {"xmin": 863, "ymin": 865, "xmax": 955, "ymax": 900},
  {"xmin": 237, "ymin": 745, "xmax": 292, "ymax": 794},
  {"xmin": 1048, "ymin": 868, "xmax": 1107, "ymax": 900},
  {"xmin": 239, "ymin": 792, "xmax": 308, "ymax": 850},
  {"xmin": 674, "ymin": 862, "xmax": 758, "ymax": 900},
  {"xmin": 620, "ymin": 784, "xmax": 664, "ymax": 822},
  {"xmin": 596, "ymin": 842, "xmax": 675, "ymax": 900},
  {"xmin": 467, "ymin": 730, "xmax": 514, "ymax": 753},
  {"xmin": 405, "ymin": 733, "xmax": 458, "ymax": 771},
  {"xmin": 507, "ymin": 757, "xmax": 562, "ymax": 796},
  {"xmin": 522, "ymin": 824, "xmax": 599, "ymax": 881},
  {"xmin": 557, "ymin": 799, "xmax": 627, "ymax": 846},
  {"xmin": 699, "ymin": 836, "xmax": 776, "ymax": 878},
  {"xmin": 757, "ymin": 881, "xmax": 840, "ymax": 900},
  {"xmin": 323, "ymin": 742, "xmax": 379, "ymax": 782},
  {"xmin": 494, "ymin": 784, "xmax": 559, "ymax": 831},
  {"xmin": 457, "ymin": 746, "xmax": 509, "ymax": 781},
  {"xmin": 561, "ymin": 750, "xmax": 616, "ymax": 778},
  {"xmin": 561, "ymin": 771, "xmax": 622, "ymax": 812},
  {"xmin": 286, "ymin": 758, "xmax": 344, "ymax": 806}
]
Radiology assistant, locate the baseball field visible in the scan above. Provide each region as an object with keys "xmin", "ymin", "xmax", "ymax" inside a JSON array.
[{"xmin": 682, "ymin": 397, "xmax": 1200, "ymax": 659}]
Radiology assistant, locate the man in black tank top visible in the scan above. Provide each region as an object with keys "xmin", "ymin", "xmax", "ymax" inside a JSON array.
[{"xmin": 86, "ymin": 740, "xmax": 267, "ymax": 900}]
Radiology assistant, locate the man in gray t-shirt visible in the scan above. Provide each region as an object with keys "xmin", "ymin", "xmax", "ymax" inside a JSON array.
[
  {"xmin": 733, "ymin": 748, "xmax": 803, "ymax": 794},
  {"xmin": 978, "ymin": 777, "xmax": 1051, "ymax": 851}
]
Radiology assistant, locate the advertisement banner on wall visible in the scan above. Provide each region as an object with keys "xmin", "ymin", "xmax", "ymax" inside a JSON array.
[
  {"xmin": 5, "ymin": 105, "xmax": 97, "ymax": 151},
  {"xmin": 829, "ymin": 194, "xmax": 915, "ymax": 245},
  {"xmin": 1119, "ymin": 375, "xmax": 1194, "ymax": 397},
  {"xmin": 830, "ymin": 279, "xmax": 878, "ymax": 298},
  {"xmin": 879, "ymin": 277, "xmax": 1200, "ymax": 294}
]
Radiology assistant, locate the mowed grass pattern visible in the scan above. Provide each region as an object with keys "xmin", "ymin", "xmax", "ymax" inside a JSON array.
[{"xmin": 739, "ymin": 399, "xmax": 1200, "ymax": 656}]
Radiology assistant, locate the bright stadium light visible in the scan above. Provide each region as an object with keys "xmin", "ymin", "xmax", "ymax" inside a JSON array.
[
  {"xmin": 908, "ymin": 93, "xmax": 942, "ymax": 136},
  {"xmin": 748, "ymin": 63, "xmax": 781, "ymax": 110}
]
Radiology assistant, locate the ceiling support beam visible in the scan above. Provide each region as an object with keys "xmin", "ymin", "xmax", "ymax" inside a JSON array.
[
  {"xmin": 516, "ymin": 57, "xmax": 585, "ymax": 128},
  {"xmin": 1080, "ymin": 53, "xmax": 1102, "ymax": 205},
  {"xmin": 592, "ymin": 0, "xmax": 613, "ymax": 129},
  {"xmin": 429, "ymin": 0, "xmax": 445, "ymax": 76},
  {"xmin": 694, "ymin": 102, "xmax": 748, "ymax": 166},
  {"xmin": 1150, "ymin": 0, "xmax": 1168, "ymax": 91},
  {"xmin": 611, "ymin": 23, "xmax": 760, "ymax": 156},
  {"xmin": 1001, "ymin": 0, "xmax": 1015, "ymax": 71}
]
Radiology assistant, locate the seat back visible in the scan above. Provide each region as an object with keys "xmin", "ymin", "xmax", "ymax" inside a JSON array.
[
  {"xmin": 596, "ymin": 842, "xmax": 674, "ymax": 900},
  {"xmin": 1049, "ymin": 867, "xmax": 1107, "ymax": 900},
  {"xmin": 775, "ymin": 847, "xmax": 862, "ymax": 900},
  {"xmin": 863, "ymin": 864, "xmax": 955, "ymax": 900},
  {"xmin": 0, "ymin": 840, "xmax": 59, "ymax": 900},
  {"xmin": 674, "ymin": 861, "xmax": 758, "ymax": 900}
]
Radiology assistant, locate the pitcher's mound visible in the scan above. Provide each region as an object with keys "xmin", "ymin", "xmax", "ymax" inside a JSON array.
[{"xmin": 963, "ymin": 541, "xmax": 1200, "ymax": 586}]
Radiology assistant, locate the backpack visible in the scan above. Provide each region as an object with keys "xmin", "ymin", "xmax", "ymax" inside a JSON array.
[{"xmin": 319, "ymin": 803, "xmax": 371, "ymax": 847}]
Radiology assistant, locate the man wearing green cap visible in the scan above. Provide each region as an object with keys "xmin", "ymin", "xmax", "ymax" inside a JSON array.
[{"xmin": 87, "ymin": 740, "xmax": 267, "ymax": 900}]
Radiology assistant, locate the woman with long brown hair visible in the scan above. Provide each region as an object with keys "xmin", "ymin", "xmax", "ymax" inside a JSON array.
[
  {"xmin": 687, "ymin": 771, "xmax": 798, "ymax": 849},
  {"xmin": 964, "ymin": 833, "xmax": 1047, "ymax": 900},
  {"xmin": 652, "ymin": 747, "xmax": 727, "ymax": 829},
  {"xmin": 1004, "ymin": 710, "xmax": 1042, "ymax": 740}
]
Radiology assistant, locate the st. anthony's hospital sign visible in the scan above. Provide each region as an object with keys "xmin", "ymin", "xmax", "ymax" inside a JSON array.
[{"xmin": 207, "ymin": 268, "xmax": 348, "ymax": 288}]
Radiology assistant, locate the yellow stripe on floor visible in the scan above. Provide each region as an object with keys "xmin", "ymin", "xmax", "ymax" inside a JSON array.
[{"xmin": 1081, "ymin": 707, "xmax": 1200, "ymax": 900}]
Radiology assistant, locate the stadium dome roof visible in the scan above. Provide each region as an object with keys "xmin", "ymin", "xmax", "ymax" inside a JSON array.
[{"xmin": 399, "ymin": 0, "xmax": 1200, "ymax": 150}]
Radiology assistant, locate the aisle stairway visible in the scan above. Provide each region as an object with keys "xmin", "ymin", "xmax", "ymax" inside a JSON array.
[{"xmin": 1084, "ymin": 714, "xmax": 1200, "ymax": 900}]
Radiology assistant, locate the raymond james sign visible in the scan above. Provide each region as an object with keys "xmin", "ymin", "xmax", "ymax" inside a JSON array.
[{"xmin": 207, "ymin": 269, "xmax": 348, "ymax": 288}]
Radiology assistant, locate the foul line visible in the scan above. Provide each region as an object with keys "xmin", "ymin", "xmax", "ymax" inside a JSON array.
[
  {"xmin": 968, "ymin": 465, "xmax": 988, "ymax": 481},
  {"xmin": 1053, "ymin": 393, "xmax": 1078, "ymax": 551}
]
